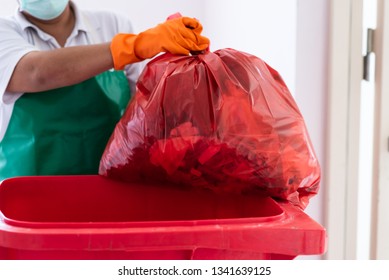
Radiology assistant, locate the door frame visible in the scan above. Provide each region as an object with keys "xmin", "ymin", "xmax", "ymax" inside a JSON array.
[
  {"xmin": 326, "ymin": 0, "xmax": 363, "ymax": 259},
  {"xmin": 370, "ymin": 0, "xmax": 389, "ymax": 260}
]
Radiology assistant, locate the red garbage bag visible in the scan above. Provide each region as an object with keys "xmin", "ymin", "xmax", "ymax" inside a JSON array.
[{"xmin": 99, "ymin": 48, "xmax": 320, "ymax": 209}]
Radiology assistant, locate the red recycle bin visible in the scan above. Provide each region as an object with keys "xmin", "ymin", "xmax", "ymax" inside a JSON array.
[{"xmin": 0, "ymin": 175, "xmax": 326, "ymax": 260}]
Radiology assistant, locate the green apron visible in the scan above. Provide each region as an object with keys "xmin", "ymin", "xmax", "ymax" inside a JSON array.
[{"xmin": 0, "ymin": 70, "xmax": 131, "ymax": 181}]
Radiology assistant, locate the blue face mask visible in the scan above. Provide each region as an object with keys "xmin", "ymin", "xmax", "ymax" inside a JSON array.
[{"xmin": 19, "ymin": 0, "xmax": 69, "ymax": 21}]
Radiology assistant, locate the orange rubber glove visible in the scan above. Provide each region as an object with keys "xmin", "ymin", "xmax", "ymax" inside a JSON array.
[{"xmin": 110, "ymin": 17, "xmax": 210, "ymax": 70}]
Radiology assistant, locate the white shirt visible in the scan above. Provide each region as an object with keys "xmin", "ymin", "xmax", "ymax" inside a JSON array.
[{"xmin": 0, "ymin": 2, "xmax": 142, "ymax": 140}]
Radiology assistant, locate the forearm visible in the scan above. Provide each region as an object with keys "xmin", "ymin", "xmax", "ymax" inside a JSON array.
[{"xmin": 6, "ymin": 43, "xmax": 114, "ymax": 93}]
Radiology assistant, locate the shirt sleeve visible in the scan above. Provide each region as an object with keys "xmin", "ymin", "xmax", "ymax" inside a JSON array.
[{"xmin": 0, "ymin": 17, "xmax": 38, "ymax": 104}]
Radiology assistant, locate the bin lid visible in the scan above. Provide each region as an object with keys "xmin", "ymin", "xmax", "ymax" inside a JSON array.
[
  {"xmin": 0, "ymin": 175, "xmax": 284, "ymax": 228},
  {"xmin": 0, "ymin": 175, "xmax": 326, "ymax": 257}
]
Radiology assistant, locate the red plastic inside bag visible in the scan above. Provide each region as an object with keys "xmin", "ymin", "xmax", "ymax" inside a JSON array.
[{"xmin": 99, "ymin": 48, "xmax": 320, "ymax": 209}]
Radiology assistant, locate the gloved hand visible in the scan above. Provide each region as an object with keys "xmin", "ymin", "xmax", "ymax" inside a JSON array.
[{"xmin": 110, "ymin": 17, "xmax": 210, "ymax": 70}]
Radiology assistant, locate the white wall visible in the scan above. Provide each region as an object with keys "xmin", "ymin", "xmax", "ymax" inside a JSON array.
[
  {"xmin": 202, "ymin": 0, "xmax": 297, "ymax": 93},
  {"xmin": 76, "ymin": 0, "xmax": 206, "ymax": 32},
  {"xmin": 295, "ymin": 0, "xmax": 328, "ymax": 230}
]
